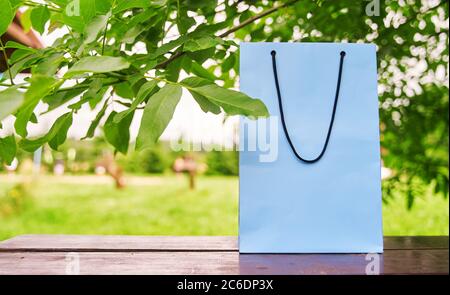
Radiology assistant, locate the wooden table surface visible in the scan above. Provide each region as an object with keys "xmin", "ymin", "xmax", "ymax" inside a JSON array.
[{"xmin": 0, "ymin": 235, "xmax": 447, "ymax": 275}]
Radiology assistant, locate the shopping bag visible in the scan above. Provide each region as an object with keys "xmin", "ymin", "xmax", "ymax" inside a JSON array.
[{"xmin": 239, "ymin": 42, "xmax": 383, "ymax": 253}]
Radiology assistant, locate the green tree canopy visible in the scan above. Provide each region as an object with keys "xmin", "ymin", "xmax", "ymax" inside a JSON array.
[{"xmin": 0, "ymin": 0, "xmax": 448, "ymax": 205}]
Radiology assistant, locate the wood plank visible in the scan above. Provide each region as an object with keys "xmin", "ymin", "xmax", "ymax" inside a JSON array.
[
  {"xmin": 0, "ymin": 235, "xmax": 447, "ymax": 252},
  {"xmin": 382, "ymin": 249, "xmax": 449, "ymax": 275},
  {"xmin": 239, "ymin": 250, "xmax": 449, "ymax": 275},
  {"xmin": 0, "ymin": 252, "xmax": 239, "ymax": 275},
  {"xmin": 0, "ymin": 235, "xmax": 237, "ymax": 252},
  {"xmin": 384, "ymin": 236, "xmax": 449, "ymax": 250},
  {"xmin": 0, "ymin": 250, "xmax": 447, "ymax": 275}
]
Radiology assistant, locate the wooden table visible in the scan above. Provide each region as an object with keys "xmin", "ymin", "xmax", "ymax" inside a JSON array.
[{"xmin": 0, "ymin": 235, "xmax": 447, "ymax": 275}]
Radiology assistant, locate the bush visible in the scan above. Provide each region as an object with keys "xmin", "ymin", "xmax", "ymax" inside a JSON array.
[
  {"xmin": 0, "ymin": 182, "xmax": 32, "ymax": 217},
  {"xmin": 205, "ymin": 151, "xmax": 239, "ymax": 176},
  {"xmin": 141, "ymin": 146, "xmax": 169, "ymax": 174},
  {"xmin": 118, "ymin": 143, "xmax": 172, "ymax": 174}
]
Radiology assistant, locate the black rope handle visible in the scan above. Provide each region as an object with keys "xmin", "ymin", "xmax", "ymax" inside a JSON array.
[{"xmin": 271, "ymin": 50, "xmax": 346, "ymax": 164}]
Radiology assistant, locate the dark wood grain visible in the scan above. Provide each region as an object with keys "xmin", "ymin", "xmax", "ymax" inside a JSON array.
[
  {"xmin": 0, "ymin": 235, "xmax": 447, "ymax": 275},
  {"xmin": 239, "ymin": 250, "xmax": 449, "ymax": 275},
  {"xmin": 383, "ymin": 236, "xmax": 449, "ymax": 250},
  {"xmin": 1, "ymin": 235, "xmax": 447, "ymax": 252}
]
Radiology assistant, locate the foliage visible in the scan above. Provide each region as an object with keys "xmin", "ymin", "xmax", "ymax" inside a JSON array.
[
  {"xmin": 205, "ymin": 150, "xmax": 238, "ymax": 176},
  {"xmin": 0, "ymin": 182, "xmax": 32, "ymax": 217},
  {"xmin": 117, "ymin": 143, "xmax": 172, "ymax": 174},
  {"xmin": 220, "ymin": 0, "xmax": 449, "ymax": 205},
  {"xmin": 0, "ymin": 0, "xmax": 448, "ymax": 205},
  {"xmin": 0, "ymin": 0, "xmax": 270, "ymax": 162},
  {"xmin": 3, "ymin": 137, "xmax": 240, "ymax": 175},
  {"xmin": 140, "ymin": 146, "xmax": 170, "ymax": 173}
]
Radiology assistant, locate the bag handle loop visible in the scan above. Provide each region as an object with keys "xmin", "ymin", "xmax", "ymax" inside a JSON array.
[{"xmin": 271, "ymin": 50, "xmax": 346, "ymax": 163}]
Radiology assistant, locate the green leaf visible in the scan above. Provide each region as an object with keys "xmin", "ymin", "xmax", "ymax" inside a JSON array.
[
  {"xmin": 114, "ymin": 80, "xmax": 157, "ymax": 123},
  {"xmin": 2, "ymin": 53, "xmax": 41, "ymax": 81},
  {"xmin": 221, "ymin": 54, "xmax": 236, "ymax": 72},
  {"xmin": 113, "ymin": 0, "xmax": 150, "ymax": 13},
  {"xmin": 121, "ymin": 26, "xmax": 145, "ymax": 44},
  {"xmin": 44, "ymin": 85, "xmax": 88, "ymax": 112},
  {"xmin": 8, "ymin": 49, "xmax": 34, "ymax": 64},
  {"xmin": 82, "ymin": 99, "xmax": 109, "ymax": 139},
  {"xmin": 136, "ymin": 84, "xmax": 182, "ymax": 150},
  {"xmin": 186, "ymin": 47, "xmax": 216, "ymax": 64},
  {"xmin": 79, "ymin": 0, "xmax": 96, "ymax": 23},
  {"xmin": 65, "ymin": 56, "xmax": 130, "ymax": 78},
  {"xmin": 190, "ymin": 61, "xmax": 217, "ymax": 81},
  {"xmin": 20, "ymin": 8, "xmax": 33, "ymax": 32},
  {"xmin": 185, "ymin": 0, "xmax": 214, "ymax": 9},
  {"xmin": 29, "ymin": 112, "xmax": 38, "ymax": 124},
  {"xmin": 4, "ymin": 41, "xmax": 36, "ymax": 52},
  {"xmin": 62, "ymin": 14, "xmax": 85, "ymax": 33},
  {"xmin": 0, "ymin": 86, "xmax": 25, "ymax": 120},
  {"xmin": 177, "ymin": 7, "xmax": 195, "ymax": 35},
  {"xmin": 83, "ymin": 79, "xmax": 104, "ymax": 104},
  {"xmin": 181, "ymin": 77, "xmax": 269, "ymax": 117},
  {"xmin": 84, "ymin": 13, "xmax": 110, "ymax": 44},
  {"xmin": 0, "ymin": 135, "xmax": 17, "ymax": 165},
  {"xmin": 191, "ymin": 91, "xmax": 221, "ymax": 114},
  {"xmin": 152, "ymin": 0, "xmax": 167, "ymax": 6},
  {"xmin": 0, "ymin": 0, "xmax": 13, "ymax": 36},
  {"xmin": 8, "ymin": 0, "xmax": 22, "ymax": 9},
  {"xmin": 48, "ymin": 113, "xmax": 73, "ymax": 150},
  {"xmin": 114, "ymin": 81, "xmax": 134, "ymax": 99},
  {"xmin": 15, "ymin": 76, "xmax": 59, "ymax": 138},
  {"xmin": 32, "ymin": 53, "xmax": 65, "ymax": 76},
  {"xmin": 104, "ymin": 111, "xmax": 133, "ymax": 154},
  {"xmin": 148, "ymin": 36, "xmax": 188, "ymax": 59},
  {"xmin": 113, "ymin": 0, "xmax": 165, "ymax": 13},
  {"xmin": 184, "ymin": 36, "xmax": 223, "ymax": 52},
  {"xmin": 70, "ymin": 79, "xmax": 111, "ymax": 110},
  {"xmin": 94, "ymin": 0, "xmax": 113, "ymax": 14},
  {"xmin": 181, "ymin": 77, "xmax": 220, "ymax": 114},
  {"xmin": 19, "ymin": 112, "xmax": 73, "ymax": 152},
  {"xmin": 30, "ymin": 6, "xmax": 51, "ymax": 34},
  {"xmin": 180, "ymin": 76, "xmax": 212, "ymax": 88},
  {"xmin": 163, "ymin": 55, "xmax": 188, "ymax": 82}
]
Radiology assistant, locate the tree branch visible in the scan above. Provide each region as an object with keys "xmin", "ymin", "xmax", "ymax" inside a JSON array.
[
  {"xmin": 218, "ymin": 0, "xmax": 299, "ymax": 38},
  {"xmin": 155, "ymin": 0, "xmax": 300, "ymax": 69},
  {"xmin": 0, "ymin": 39, "xmax": 14, "ymax": 85}
]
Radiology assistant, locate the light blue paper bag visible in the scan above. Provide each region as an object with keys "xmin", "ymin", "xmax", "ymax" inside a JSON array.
[{"xmin": 239, "ymin": 42, "xmax": 383, "ymax": 253}]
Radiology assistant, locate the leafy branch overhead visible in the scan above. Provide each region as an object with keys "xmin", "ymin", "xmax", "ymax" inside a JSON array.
[
  {"xmin": 0, "ymin": 0, "xmax": 448, "ymax": 204},
  {"xmin": 0, "ymin": 0, "xmax": 287, "ymax": 161}
]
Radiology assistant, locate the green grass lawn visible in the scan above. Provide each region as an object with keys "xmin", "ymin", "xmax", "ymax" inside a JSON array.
[{"xmin": 0, "ymin": 174, "xmax": 448, "ymax": 241}]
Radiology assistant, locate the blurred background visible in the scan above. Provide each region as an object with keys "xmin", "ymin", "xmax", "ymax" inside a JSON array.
[{"xmin": 0, "ymin": 0, "xmax": 448, "ymax": 240}]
